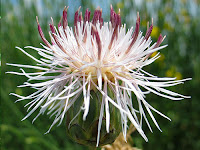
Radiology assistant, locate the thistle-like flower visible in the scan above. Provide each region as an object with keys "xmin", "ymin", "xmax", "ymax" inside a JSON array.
[{"xmin": 7, "ymin": 5, "xmax": 191, "ymax": 147}]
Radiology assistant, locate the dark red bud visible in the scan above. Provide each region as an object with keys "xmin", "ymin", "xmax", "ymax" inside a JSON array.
[
  {"xmin": 36, "ymin": 16, "xmax": 51, "ymax": 48},
  {"xmin": 78, "ymin": 12, "xmax": 83, "ymax": 22},
  {"xmin": 125, "ymin": 14, "xmax": 140, "ymax": 54},
  {"xmin": 84, "ymin": 9, "xmax": 91, "ymax": 23},
  {"xmin": 92, "ymin": 25, "xmax": 102, "ymax": 60},
  {"xmin": 92, "ymin": 9, "xmax": 103, "ymax": 26},
  {"xmin": 154, "ymin": 34, "xmax": 165, "ymax": 48},
  {"xmin": 58, "ymin": 21, "xmax": 62, "ymax": 28},
  {"xmin": 63, "ymin": 6, "xmax": 68, "ymax": 29},
  {"xmin": 49, "ymin": 24, "xmax": 55, "ymax": 33},
  {"xmin": 145, "ymin": 24, "xmax": 153, "ymax": 40},
  {"xmin": 74, "ymin": 10, "xmax": 79, "ymax": 27}
]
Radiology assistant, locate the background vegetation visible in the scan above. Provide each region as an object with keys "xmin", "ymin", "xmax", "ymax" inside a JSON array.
[{"xmin": 1, "ymin": 0, "xmax": 200, "ymax": 149}]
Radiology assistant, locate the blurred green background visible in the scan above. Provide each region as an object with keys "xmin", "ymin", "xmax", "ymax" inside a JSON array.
[{"xmin": 1, "ymin": 0, "xmax": 200, "ymax": 150}]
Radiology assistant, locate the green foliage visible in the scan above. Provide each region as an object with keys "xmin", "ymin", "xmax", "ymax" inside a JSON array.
[{"xmin": 1, "ymin": 0, "xmax": 200, "ymax": 150}]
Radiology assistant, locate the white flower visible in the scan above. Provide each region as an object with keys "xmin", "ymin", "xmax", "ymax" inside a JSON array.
[{"xmin": 7, "ymin": 5, "xmax": 191, "ymax": 147}]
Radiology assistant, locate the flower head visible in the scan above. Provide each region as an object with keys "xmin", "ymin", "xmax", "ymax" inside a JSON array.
[{"xmin": 8, "ymin": 5, "xmax": 191, "ymax": 147}]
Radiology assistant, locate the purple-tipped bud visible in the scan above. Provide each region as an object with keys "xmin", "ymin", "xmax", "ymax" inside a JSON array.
[
  {"xmin": 78, "ymin": 12, "xmax": 83, "ymax": 22},
  {"xmin": 110, "ymin": 5, "xmax": 115, "ymax": 25},
  {"xmin": 74, "ymin": 10, "xmax": 79, "ymax": 35},
  {"xmin": 74, "ymin": 10, "xmax": 79, "ymax": 27},
  {"xmin": 83, "ymin": 9, "xmax": 90, "ymax": 34},
  {"xmin": 82, "ymin": 9, "xmax": 90, "ymax": 42},
  {"xmin": 74, "ymin": 6, "xmax": 81, "ymax": 27},
  {"xmin": 92, "ymin": 8, "xmax": 102, "ymax": 26},
  {"xmin": 58, "ymin": 15, "xmax": 67, "ymax": 39},
  {"xmin": 63, "ymin": 6, "xmax": 68, "ymax": 29},
  {"xmin": 117, "ymin": 14, "xmax": 121, "ymax": 27},
  {"xmin": 92, "ymin": 25, "xmax": 102, "ymax": 60},
  {"xmin": 73, "ymin": 7, "xmax": 81, "ymax": 46},
  {"xmin": 58, "ymin": 20, "xmax": 62, "ymax": 28},
  {"xmin": 144, "ymin": 34, "xmax": 165, "ymax": 60},
  {"xmin": 49, "ymin": 18, "xmax": 55, "ymax": 33},
  {"xmin": 132, "ymin": 21, "xmax": 140, "ymax": 43},
  {"xmin": 145, "ymin": 24, "xmax": 153, "ymax": 40},
  {"xmin": 154, "ymin": 34, "xmax": 165, "ymax": 48},
  {"xmin": 36, "ymin": 16, "xmax": 51, "ymax": 48},
  {"xmin": 49, "ymin": 24, "xmax": 55, "ymax": 33},
  {"xmin": 110, "ymin": 5, "xmax": 121, "ymax": 29},
  {"xmin": 108, "ymin": 9, "xmax": 122, "ymax": 50},
  {"xmin": 125, "ymin": 14, "xmax": 140, "ymax": 54},
  {"xmin": 84, "ymin": 9, "xmax": 91, "ymax": 23}
]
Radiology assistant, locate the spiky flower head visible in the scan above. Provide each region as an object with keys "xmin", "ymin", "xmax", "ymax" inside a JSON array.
[{"xmin": 8, "ymin": 5, "xmax": 191, "ymax": 147}]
